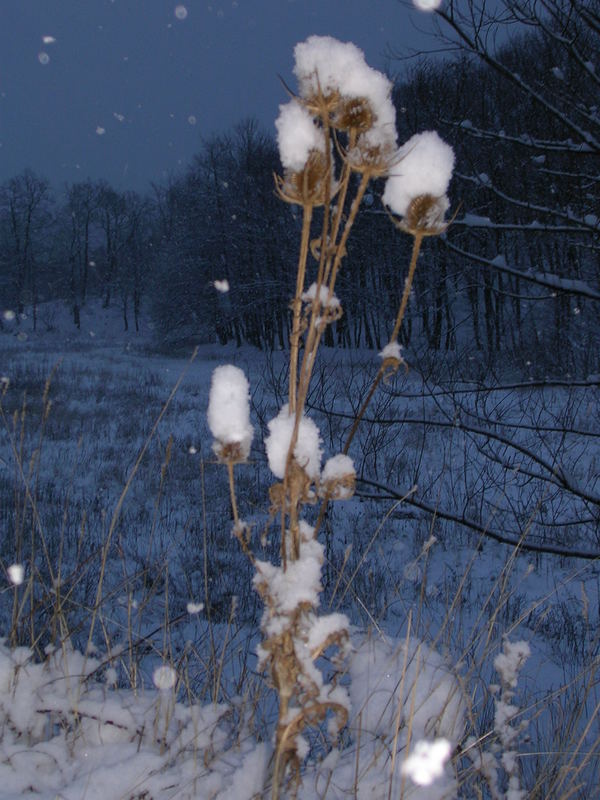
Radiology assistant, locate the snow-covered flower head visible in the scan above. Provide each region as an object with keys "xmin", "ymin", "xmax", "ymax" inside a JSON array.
[
  {"xmin": 265, "ymin": 404, "xmax": 322, "ymax": 481},
  {"xmin": 207, "ymin": 365, "xmax": 254, "ymax": 463},
  {"xmin": 275, "ymin": 100, "xmax": 325, "ymax": 173},
  {"xmin": 320, "ymin": 454, "xmax": 356, "ymax": 500},
  {"xmin": 293, "ymin": 35, "xmax": 398, "ymax": 167},
  {"xmin": 383, "ymin": 131, "xmax": 455, "ymax": 231},
  {"xmin": 274, "ymin": 100, "xmax": 332, "ymax": 206}
]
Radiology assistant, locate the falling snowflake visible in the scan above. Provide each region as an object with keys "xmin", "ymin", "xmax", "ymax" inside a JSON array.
[
  {"xmin": 8, "ymin": 564, "xmax": 24, "ymax": 586},
  {"xmin": 153, "ymin": 665, "xmax": 177, "ymax": 690},
  {"xmin": 413, "ymin": 0, "xmax": 442, "ymax": 9}
]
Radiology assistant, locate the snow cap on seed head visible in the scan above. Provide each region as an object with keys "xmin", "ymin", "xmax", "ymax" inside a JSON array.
[
  {"xmin": 275, "ymin": 100, "xmax": 326, "ymax": 172},
  {"xmin": 320, "ymin": 454, "xmax": 356, "ymax": 500},
  {"xmin": 383, "ymin": 131, "xmax": 455, "ymax": 229},
  {"xmin": 293, "ymin": 36, "xmax": 398, "ymax": 156},
  {"xmin": 265, "ymin": 404, "xmax": 322, "ymax": 480},
  {"xmin": 207, "ymin": 365, "xmax": 253, "ymax": 462}
]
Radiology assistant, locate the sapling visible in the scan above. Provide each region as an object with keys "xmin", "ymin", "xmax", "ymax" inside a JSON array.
[{"xmin": 208, "ymin": 35, "xmax": 455, "ymax": 799}]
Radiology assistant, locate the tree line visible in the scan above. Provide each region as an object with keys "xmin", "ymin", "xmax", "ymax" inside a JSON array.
[{"xmin": 1, "ymin": 0, "xmax": 598, "ymax": 376}]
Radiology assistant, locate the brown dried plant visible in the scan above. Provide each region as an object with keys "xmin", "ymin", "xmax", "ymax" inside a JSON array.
[{"xmin": 211, "ymin": 59, "xmax": 454, "ymax": 800}]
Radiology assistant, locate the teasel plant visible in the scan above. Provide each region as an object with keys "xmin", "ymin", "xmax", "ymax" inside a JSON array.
[{"xmin": 207, "ymin": 36, "xmax": 456, "ymax": 799}]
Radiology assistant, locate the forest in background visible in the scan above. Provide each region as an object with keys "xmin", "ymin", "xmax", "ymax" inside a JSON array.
[{"xmin": 1, "ymin": 0, "xmax": 598, "ymax": 379}]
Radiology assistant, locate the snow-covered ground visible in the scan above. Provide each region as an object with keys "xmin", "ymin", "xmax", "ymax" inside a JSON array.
[{"xmin": 1, "ymin": 300, "xmax": 599, "ymax": 797}]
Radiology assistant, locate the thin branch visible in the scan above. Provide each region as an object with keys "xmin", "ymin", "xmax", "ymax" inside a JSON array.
[{"xmin": 357, "ymin": 477, "xmax": 600, "ymax": 560}]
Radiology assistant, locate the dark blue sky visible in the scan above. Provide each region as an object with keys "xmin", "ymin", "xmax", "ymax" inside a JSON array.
[{"xmin": 0, "ymin": 1, "xmax": 440, "ymax": 192}]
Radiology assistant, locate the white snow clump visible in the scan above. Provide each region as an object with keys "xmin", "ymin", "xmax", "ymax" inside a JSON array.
[
  {"xmin": 314, "ymin": 633, "xmax": 465, "ymax": 799},
  {"xmin": 207, "ymin": 365, "xmax": 253, "ymax": 460},
  {"xmin": 301, "ymin": 282, "xmax": 340, "ymax": 309},
  {"xmin": 321, "ymin": 453, "xmax": 354, "ymax": 483},
  {"xmin": 401, "ymin": 738, "xmax": 452, "ymax": 786},
  {"xmin": 293, "ymin": 35, "xmax": 397, "ymax": 151},
  {"xmin": 275, "ymin": 100, "xmax": 325, "ymax": 172},
  {"xmin": 494, "ymin": 639, "xmax": 531, "ymax": 689},
  {"xmin": 264, "ymin": 404, "xmax": 322, "ymax": 480},
  {"xmin": 153, "ymin": 665, "xmax": 177, "ymax": 691},
  {"xmin": 383, "ymin": 131, "xmax": 455, "ymax": 217},
  {"xmin": 349, "ymin": 633, "xmax": 465, "ymax": 741},
  {"xmin": 379, "ymin": 341, "xmax": 403, "ymax": 361},
  {"xmin": 7, "ymin": 564, "xmax": 24, "ymax": 586},
  {"xmin": 413, "ymin": 0, "xmax": 443, "ymax": 10},
  {"xmin": 255, "ymin": 536, "xmax": 324, "ymax": 625}
]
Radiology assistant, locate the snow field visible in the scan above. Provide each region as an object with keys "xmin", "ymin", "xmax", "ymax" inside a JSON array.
[{"xmin": 1, "ymin": 324, "xmax": 598, "ymax": 797}]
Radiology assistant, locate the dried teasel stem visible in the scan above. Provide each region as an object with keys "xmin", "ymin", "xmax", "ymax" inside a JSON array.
[
  {"xmin": 295, "ymin": 169, "xmax": 372, "ymax": 430},
  {"xmin": 289, "ymin": 204, "xmax": 313, "ymax": 413},
  {"xmin": 339, "ymin": 229, "xmax": 424, "ymax": 462},
  {"xmin": 226, "ymin": 460, "xmax": 240, "ymax": 529},
  {"xmin": 389, "ymin": 230, "xmax": 424, "ymax": 344}
]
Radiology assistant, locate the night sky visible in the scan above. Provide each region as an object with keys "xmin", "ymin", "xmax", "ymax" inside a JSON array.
[{"xmin": 0, "ymin": 1, "xmax": 440, "ymax": 192}]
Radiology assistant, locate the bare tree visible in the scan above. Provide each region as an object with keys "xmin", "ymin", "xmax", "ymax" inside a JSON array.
[
  {"xmin": 388, "ymin": 0, "xmax": 600, "ymax": 373},
  {"xmin": 0, "ymin": 170, "xmax": 52, "ymax": 329},
  {"xmin": 64, "ymin": 181, "xmax": 97, "ymax": 328}
]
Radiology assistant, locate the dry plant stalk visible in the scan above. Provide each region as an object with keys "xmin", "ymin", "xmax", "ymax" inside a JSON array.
[{"xmin": 208, "ymin": 37, "xmax": 456, "ymax": 799}]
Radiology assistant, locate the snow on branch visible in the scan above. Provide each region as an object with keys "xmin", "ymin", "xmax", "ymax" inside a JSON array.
[
  {"xmin": 456, "ymin": 172, "xmax": 600, "ymax": 233},
  {"xmin": 435, "ymin": 7, "xmax": 600, "ymax": 152},
  {"xmin": 454, "ymin": 214, "xmax": 598, "ymax": 235},
  {"xmin": 444, "ymin": 117, "xmax": 597, "ymax": 154},
  {"xmin": 444, "ymin": 240, "xmax": 600, "ymax": 301}
]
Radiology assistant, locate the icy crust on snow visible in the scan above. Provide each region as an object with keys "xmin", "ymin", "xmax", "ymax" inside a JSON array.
[
  {"xmin": 207, "ymin": 364, "xmax": 253, "ymax": 458},
  {"xmin": 265, "ymin": 404, "xmax": 322, "ymax": 479},
  {"xmin": 383, "ymin": 131, "xmax": 455, "ymax": 217},
  {"xmin": 276, "ymin": 100, "xmax": 326, "ymax": 172},
  {"xmin": 293, "ymin": 35, "xmax": 397, "ymax": 151}
]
